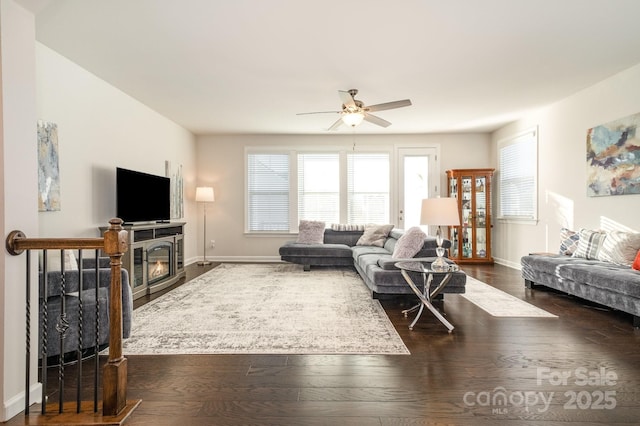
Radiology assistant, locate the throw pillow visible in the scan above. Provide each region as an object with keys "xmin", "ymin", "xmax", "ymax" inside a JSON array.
[
  {"xmin": 330, "ymin": 223, "xmax": 366, "ymax": 231},
  {"xmin": 356, "ymin": 224, "xmax": 394, "ymax": 247},
  {"xmin": 598, "ymin": 231, "xmax": 640, "ymax": 266},
  {"xmin": 572, "ymin": 229, "xmax": 606, "ymax": 260},
  {"xmin": 41, "ymin": 249, "xmax": 79, "ymax": 272},
  {"xmin": 392, "ymin": 226, "xmax": 427, "ymax": 259},
  {"xmin": 296, "ymin": 220, "xmax": 325, "ymax": 244},
  {"xmin": 559, "ymin": 227, "xmax": 580, "ymax": 256},
  {"xmin": 633, "ymin": 250, "xmax": 640, "ymax": 271}
]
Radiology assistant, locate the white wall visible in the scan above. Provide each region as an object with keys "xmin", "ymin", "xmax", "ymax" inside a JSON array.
[
  {"xmin": 0, "ymin": 0, "xmax": 40, "ymax": 420},
  {"xmin": 195, "ymin": 133, "xmax": 490, "ymax": 261},
  {"xmin": 35, "ymin": 43, "xmax": 199, "ymax": 263},
  {"xmin": 491, "ymin": 63, "xmax": 640, "ymax": 268}
]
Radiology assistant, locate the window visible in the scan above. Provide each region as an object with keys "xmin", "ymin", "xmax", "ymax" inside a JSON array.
[
  {"xmin": 246, "ymin": 149, "xmax": 391, "ymax": 232},
  {"xmin": 497, "ymin": 128, "xmax": 538, "ymax": 222},
  {"xmin": 297, "ymin": 153, "xmax": 340, "ymax": 223},
  {"xmin": 347, "ymin": 153, "xmax": 390, "ymax": 224},
  {"xmin": 247, "ymin": 153, "xmax": 289, "ymax": 231}
]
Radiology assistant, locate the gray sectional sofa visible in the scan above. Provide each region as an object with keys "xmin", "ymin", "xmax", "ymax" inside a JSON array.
[
  {"xmin": 521, "ymin": 254, "xmax": 640, "ymax": 327},
  {"xmin": 279, "ymin": 228, "xmax": 466, "ymax": 298}
]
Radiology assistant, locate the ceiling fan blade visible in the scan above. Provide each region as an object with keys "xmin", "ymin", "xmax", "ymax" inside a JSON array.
[
  {"xmin": 296, "ymin": 111, "xmax": 340, "ymax": 115},
  {"xmin": 363, "ymin": 113, "xmax": 391, "ymax": 128},
  {"xmin": 328, "ymin": 117, "xmax": 344, "ymax": 131},
  {"xmin": 338, "ymin": 90, "xmax": 356, "ymax": 109},
  {"xmin": 366, "ymin": 99, "xmax": 412, "ymax": 112}
]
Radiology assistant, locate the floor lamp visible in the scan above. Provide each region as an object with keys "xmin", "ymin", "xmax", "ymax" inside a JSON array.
[
  {"xmin": 421, "ymin": 197, "xmax": 460, "ymax": 272},
  {"xmin": 196, "ymin": 186, "xmax": 215, "ymax": 266}
]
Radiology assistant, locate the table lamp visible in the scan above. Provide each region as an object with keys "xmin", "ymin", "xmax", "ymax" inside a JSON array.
[
  {"xmin": 195, "ymin": 186, "xmax": 215, "ymax": 266},
  {"xmin": 420, "ymin": 197, "xmax": 460, "ymax": 272}
]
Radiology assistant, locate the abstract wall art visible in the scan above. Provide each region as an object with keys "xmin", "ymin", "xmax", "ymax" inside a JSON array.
[
  {"xmin": 37, "ymin": 120, "xmax": 61, "ymax": 211},
  {"xmin": 165, "ymin": 160, "xmax": 184, "ymax": 219},
  {"xmin": 586, "ymin": 112, "xmax": 640, "ymax": 197}
]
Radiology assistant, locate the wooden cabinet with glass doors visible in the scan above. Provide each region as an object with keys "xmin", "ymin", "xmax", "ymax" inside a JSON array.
[{"xmin": 446, "ymin": 169, "xmax": 494, "ymax": 264}]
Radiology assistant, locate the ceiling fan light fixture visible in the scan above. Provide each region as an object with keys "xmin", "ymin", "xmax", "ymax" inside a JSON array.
[{"xmin": 342, "ymin": 111, "xmax": 364, "ymax": 127}]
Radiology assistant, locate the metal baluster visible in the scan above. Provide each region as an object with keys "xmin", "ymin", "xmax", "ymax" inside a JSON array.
[
  {"xmin": 56, "ymin": 250, "xmax": 68, "ymax": 413},
  {"xmin": 41, "ymin": 250, "xmax": 48, "ymax": 415},
  {"xmin": 24, "ymin": 251, "xmax": 31, "ymax": 415},
  {"xmin": 76, "ymin": 249, "xmax": 83, "ymax": 413},
  {"xmin": 93, "ymin": 249, "xmax": 100, "ymax": 412}
]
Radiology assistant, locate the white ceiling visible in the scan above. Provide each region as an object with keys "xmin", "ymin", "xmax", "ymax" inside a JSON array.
[{"xmin": 17, "ymin": 0, "xmax": 640, "ymax": 135}]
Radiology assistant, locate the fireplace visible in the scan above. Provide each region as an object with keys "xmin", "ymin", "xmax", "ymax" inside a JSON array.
[{"xmin": 147, "ymin": 242, "xmax": 173, "ymax": 286}]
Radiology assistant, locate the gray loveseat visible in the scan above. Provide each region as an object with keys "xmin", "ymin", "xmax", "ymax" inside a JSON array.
[
  {"xmin": 280, "ymin": 228, "xmax": 466, "ymax": 297},
  {"xmin": 40, "ymin": 259, "xmax": 133, "ymax": 359},
  {"xmin": 521, "ymin": 254, "xmax": 640, "ymax": 327}
]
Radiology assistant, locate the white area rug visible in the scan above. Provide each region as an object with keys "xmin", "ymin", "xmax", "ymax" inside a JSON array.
[
  {"xmin": 122, "ymin": 263, "xmax": 409, "ymax": 355},
  {"xmin": 461, "ymin": 276, "xmax": 558, "ymax": 318}
]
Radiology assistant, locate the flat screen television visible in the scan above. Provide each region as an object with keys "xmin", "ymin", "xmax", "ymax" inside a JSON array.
[{"xmin": 116, "ymin": 167, "xmax": 171, "ymax": 224}]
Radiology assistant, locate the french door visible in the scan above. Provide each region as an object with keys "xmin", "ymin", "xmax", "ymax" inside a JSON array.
[{"xmin": 397, "ymin": 147, "xmax": 439, "ymax": 230}]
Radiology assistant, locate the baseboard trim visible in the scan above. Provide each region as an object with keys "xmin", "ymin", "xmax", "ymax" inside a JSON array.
[
  {"xmin": 3, "ymin": 382, "xmax": 42, "ymax": 422},
  {"xmin": 186, "ymin": 256, "xmax": 283, "ymax": 265},
  {"xmin": 494, "ymin": 257, "xmax": 522, "ymax": 270}
]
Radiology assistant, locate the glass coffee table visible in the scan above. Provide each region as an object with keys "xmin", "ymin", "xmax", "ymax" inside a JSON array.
[{"xmin": 395, "ymin": 260, "xmax": 460, "ymax": 333}]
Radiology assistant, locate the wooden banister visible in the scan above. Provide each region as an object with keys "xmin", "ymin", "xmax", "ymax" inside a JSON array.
[{"xmin": 5, "ymin": 218, "xmax": 140, "ymax": 424}]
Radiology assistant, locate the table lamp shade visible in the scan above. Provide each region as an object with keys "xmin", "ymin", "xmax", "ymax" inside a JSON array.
[
  {"xmin": 420, "ymin": 197, "xmax": 460, "ymax": 226},
  {"xmin": 195, "ymin": 186, "xmax": 215, "ymax": 203}
]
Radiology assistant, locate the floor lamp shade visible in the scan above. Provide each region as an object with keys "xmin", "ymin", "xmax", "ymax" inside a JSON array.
[
  {"xmin": 196, "ymin": 187, "xmax": 215, "ymax": 265},
  {"xmin": 196, "ymin": 186, "xmax": 215, "ymax": 203},
  {"xmin": 421, "ymin": 197, "xmax": 460, "ymax": 272}
]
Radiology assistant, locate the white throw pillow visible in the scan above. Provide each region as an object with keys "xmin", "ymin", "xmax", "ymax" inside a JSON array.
[
  {"xmin": 296, "ymin": 220, "xmax": 325, "ymax": 244},
  {"xmin": 41, "ymin": 249, "xmax": 79, "ymax": 272},
  {"xmin": 598, "ymin": 230, "xmax": 640, "ymax": 266},
  {"xmin": 392, "ymin": 227, "xmax": 427, "ymax": 259},
  {"xmin": 356, "ymin": 224, "xmax": 394, "ymax": 247}
]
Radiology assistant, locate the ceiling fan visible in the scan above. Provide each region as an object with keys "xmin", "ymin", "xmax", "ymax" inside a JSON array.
[{"xmin": 297, "ymin": 89, "xmax": 412, "ymax": 130}]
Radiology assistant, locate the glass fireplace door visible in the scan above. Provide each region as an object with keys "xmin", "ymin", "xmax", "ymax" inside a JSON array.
[{"xmin": 147, "ymin": 242, "xmax": 173, "ymax": 286}]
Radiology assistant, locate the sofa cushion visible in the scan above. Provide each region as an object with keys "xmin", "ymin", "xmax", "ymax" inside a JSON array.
[
  {"xmin": 634, "ymin": 250, "xmax": 640, "ymax": 271},
  {"xmin": 572, "ymin": 229, "xmax": 606, "ymax": 260},
  {"xmin": 351, "ymin": 245, "xmax": 390, "ymax": 261},
  {"xmin": 323, "ymin": 229, "xmax": 363, "ymax": 246},
  {"xmin": 296, "ymin": 220, "xmax": 326, "ymax": 244},
  {"xmin": 598, "ymin": 230, "xmax": 640, "ymax": 266},
  {"xmin": 279, "ymin": 242, "xmax": 353, "ymax": 258},
  {"xmin": 392, "ymin": 226, "xmax": 427, "ymax": 258},
  {"xmin": 356, "ymin": 224, "xmax": 394, "ymax": 247},
  {"xmin": 377, "ymin": 256, "xmax": 439, "ymax": 270}
]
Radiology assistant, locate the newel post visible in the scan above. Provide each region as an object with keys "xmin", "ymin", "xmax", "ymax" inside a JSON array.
[{"xmin": 102, "ymin": 218, "xmax": 129, "ymax": 416}]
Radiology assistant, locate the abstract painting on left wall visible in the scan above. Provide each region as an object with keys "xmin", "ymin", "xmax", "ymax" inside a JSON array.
[{"xmin": 37, "ymin": 120, "xmax": 61, "ymax": 211}]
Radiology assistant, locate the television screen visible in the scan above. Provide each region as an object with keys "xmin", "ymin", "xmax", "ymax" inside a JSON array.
[{"xmin": 116, "ymin": 167, "xmax": 171, "ymax": 224}]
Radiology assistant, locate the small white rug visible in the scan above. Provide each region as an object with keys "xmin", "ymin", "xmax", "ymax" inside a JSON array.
[
  {"xmin": 461, "ymin": 276, "xmax": 558, "ymax": 318},
  {"xmin": 122, "ymin": 263, "xmax": 409, "ymax": 355}
]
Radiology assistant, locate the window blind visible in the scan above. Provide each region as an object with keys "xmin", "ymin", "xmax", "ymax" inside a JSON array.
[
  {"xmin": 247, "ymin": 153, "xmax": 289, "ymax": 231},
  {"xmin": 498, "ymin": 130, "xmax": 537, "ymax": 220},
  {"xmin": 347, "ymin": 153, "xmax": 390, "ymax": 224},
  {"xmin": 297, "ymin": 153, "xmax": 340, "ymax": 223}
]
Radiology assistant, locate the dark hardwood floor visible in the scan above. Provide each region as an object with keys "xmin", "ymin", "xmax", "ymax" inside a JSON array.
[{"xmin": 13, "ymin": 262, "xmax": 640, "ymax": 425}]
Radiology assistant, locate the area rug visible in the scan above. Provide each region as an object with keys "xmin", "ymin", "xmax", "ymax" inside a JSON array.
[
  {"xmin": 122, "ymin": 263, "xmax": 409, "ymax": 355},
  {"xmin": 461, "ymin": 276, "xmax": 558, "ymax": 317}
]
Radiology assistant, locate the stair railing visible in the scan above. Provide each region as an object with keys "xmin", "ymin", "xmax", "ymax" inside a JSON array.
[{"xmin": 5, "ymin": 218, "xmax": 140, "ymax": 422}]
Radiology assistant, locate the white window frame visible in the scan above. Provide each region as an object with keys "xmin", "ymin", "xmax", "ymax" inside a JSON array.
[
  {"xmin": 245, "ymin": 147, "xmax": 392, "ymax": 234},
  {"xmin": 496, "ymin": 127, "xmax": 538, "ymax": 224}
]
